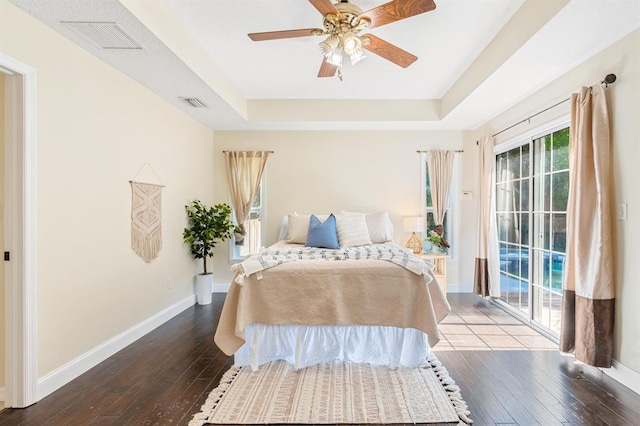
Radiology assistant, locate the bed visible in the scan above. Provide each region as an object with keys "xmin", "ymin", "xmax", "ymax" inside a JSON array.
[{"xmin": 214, "ymin": 212, "xmax": 451, "ymax": 371}]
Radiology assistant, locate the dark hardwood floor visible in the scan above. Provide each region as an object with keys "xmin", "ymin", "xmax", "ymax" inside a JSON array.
[{"xmin": 1, "ymin": 293, "xmax": 638, "ymax": 425}]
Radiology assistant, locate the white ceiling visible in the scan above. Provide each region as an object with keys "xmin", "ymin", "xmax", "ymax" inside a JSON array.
[{"xmin": 8, "ymin": 0, "xmax": 640, "ymax": 131}]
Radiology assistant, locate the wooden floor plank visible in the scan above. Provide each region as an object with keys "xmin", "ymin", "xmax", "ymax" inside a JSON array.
[{"xmin": 1, "ymin": 293, "xmax": 638, "ymax": 425}]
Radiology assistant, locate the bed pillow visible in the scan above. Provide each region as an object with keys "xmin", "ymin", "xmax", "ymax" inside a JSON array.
[
  {"xmin": 365, "ymin": 211, "xmax": 394, "ymax": 243},
  {"xmin": 287, "ymin": 214, "xmax": 310, "ymax": 243},
  {"xmin": 287, "ymin": 213, "xmax": 330, "ymax": 244},
  {"xmin": 306, "ymin": 214, "xmax": 339, "ymax": 249},
  {"xmin": 336, "ymin": 213, "xmax": 372, "ymax": 247},
  {"xmin": 341, "ymin": 211, "xmax": 394, "ymax": 243}
]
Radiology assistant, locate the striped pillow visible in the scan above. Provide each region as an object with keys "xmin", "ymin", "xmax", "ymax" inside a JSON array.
[{"xmin": 336, "ymin": 213, "xmax": 372, "ymax": 248}]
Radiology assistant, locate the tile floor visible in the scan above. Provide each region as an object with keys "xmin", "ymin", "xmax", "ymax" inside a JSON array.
[{"xmin": 432, "ymin": 296, "xmax": 559, "ymax": 352}]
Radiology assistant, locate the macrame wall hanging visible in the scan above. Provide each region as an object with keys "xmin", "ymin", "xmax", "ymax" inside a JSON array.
[{"xmin": 130, "ymin": 163, "xmax": 164, "ymax": 263}]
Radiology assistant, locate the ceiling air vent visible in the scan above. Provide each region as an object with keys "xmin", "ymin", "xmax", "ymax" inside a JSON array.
[
  {"xmin": 180, "ymin": 97, "xmax": 208, "ymax": 108},
  {"xmin": 61, "ymin": 22, "xmax": 143, "ymax": 50}
]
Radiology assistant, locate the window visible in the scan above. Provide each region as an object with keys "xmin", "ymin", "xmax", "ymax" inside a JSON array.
[
  {"xmin": 495, "ymin": 125, "xmax": 569, "ymax": 336},
  {"xmin": 230, "ymin": 181, "xmax": 265, "ymax": 261},
  {"xmin": 421, "ymin": 154, "xmax": 456, "ymax": 254}
]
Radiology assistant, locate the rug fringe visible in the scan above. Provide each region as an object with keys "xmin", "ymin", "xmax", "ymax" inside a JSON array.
[
  {"xmin": 426, "ymin": 353, "xmax": 473, "ymax": 425},
  {"xmin": 188, "ymin": 366, "xmax": 241, "ymax": 426}
]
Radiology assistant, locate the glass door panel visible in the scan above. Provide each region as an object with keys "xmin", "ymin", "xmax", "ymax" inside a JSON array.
[{"xmin": 495, "ymin": 126, "xmax": 569, "ymax": 337}]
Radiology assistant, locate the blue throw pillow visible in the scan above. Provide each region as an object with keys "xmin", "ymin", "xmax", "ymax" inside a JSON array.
[{"xmin": 306, "ymin": 214, "xmax": 339, "ymax": 249}]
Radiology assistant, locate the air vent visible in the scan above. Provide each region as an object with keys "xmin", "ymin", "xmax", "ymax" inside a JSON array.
[
  {"xmin": 180, "ymin": 97, "xmax": 208, "ymax": 108},
  {"xmin": 61, "ymin": 22, "xmax": 143, "ymax": 50}
]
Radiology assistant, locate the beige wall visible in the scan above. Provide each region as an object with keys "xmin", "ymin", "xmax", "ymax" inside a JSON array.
[
  {"xmin": 475, "ymin": 30, "xmax": 640, "ymax": 373},
  {"xmin": 2, "ymin": 3, "xmax": 214, "ymax": 377},
  {"xmin": 0, "ymin": 72, "xmax": 5, "ymax": 390},
  {"xmin": 211, "ymin": 130, "xmax": 473, "ymax": 286}
]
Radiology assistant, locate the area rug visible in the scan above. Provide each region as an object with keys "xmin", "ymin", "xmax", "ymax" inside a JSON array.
[{"xmin": 189, "ymin": 353, "xmax": 472, "ymax": 425}]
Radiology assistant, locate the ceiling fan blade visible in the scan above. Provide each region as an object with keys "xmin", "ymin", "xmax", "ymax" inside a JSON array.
[
  {"xmin": 308, "ymin": 0, "xmax": 341, "ymax": 17},
  {"xmin": 359, "ymin": 0, "xmax": 436, "ymax": 29},
  {"xmin": 362, "ymin": 34, "xmax": 418, "ymax": 68},
  {"xmin": 248, "ymin": 28, "xmax": 322, "ymax": 41},
  {"xmin": 318, "ymin": 57, "xmax": 337, "ymax": 78}
]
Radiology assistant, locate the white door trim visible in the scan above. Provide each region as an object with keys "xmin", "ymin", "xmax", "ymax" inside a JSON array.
[{"xmin": 1, "ymin": 52, "xmax": 37, "ymax": 408}]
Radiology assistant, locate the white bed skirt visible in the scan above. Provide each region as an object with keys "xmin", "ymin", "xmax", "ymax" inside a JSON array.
[{"xmin": 234, "ymin": 324, "xmax": 429, "ymax": 371}]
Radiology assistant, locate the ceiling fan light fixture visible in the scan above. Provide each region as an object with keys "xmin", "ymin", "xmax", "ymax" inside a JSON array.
[
  {"xmin": 320, "ymin": 30, "xmax": 366, "ymax": 72},
  {"xmin": 326, "ymin": 48, "xmax": 344, "ymax": 67},
  {"xmin": 319, "ymin": 34, "xmax": 339, "ymax": 55},
  {"xmin": 342, "ymin": 32, "xmax": 359, "ymax": 53},
  {"xmin": 349, "ymin": 48, "xmax": 366, "ymax": 65}
]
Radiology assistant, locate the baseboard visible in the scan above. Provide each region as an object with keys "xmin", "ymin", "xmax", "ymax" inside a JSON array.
[
  {"xmin": 213, "ymin": 283, "xmax": 230, "ymax": 293},
  {"xmin": 447, "ymin": 282, "xmax": 473, "ymax": 293},
  {"xmin": 36, "ymin": 294, "xmax": 196, "ymax": 401},
  {"xmin": 0, "ymin": 387, "xmax": 4, "ymax": 406},
  {"xmin": 603, "ymin": 359, "xmax": 640, "ymax": 395}
]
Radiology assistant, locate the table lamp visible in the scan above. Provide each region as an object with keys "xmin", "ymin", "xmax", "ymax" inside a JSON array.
[{"xmin": 403, "ymin": 216, "xmax": 424, "ymax": 254}]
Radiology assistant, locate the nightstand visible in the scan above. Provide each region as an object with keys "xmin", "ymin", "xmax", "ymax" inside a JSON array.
[{"xmin": 415, "ymin": 253, "xmax": 450, "ymax": 294}]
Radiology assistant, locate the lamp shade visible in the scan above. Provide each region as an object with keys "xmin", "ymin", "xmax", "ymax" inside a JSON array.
[{"xmin": 403, "ymin": 216, "xmax": 425, "ymax": 233}]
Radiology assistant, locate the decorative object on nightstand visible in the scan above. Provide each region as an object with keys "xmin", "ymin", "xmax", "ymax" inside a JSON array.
[
  {"xmin": 425, "ymin": 225, "xmax": 450, "ymax": 254},
  {"xmin": 403, "ymin": 216, "xmax": 425, "ymax": 254}
]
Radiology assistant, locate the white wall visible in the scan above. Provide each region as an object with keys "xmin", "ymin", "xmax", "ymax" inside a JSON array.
[
  {"xmin": 2, "ymin": 2, "xmax": 213, "ymax": 378},
  {"xmin": 211, "ymin": 130, "xmax": 473, "ymax": 287},
  {"xmin": 475, "ymin": 30, "xmax": 640, "ymax": 374}
]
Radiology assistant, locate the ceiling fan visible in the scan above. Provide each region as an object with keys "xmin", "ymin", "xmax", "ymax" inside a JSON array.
[{"xmin": 248, "ymin": 0, "xmax": 437, "ymax": 80}]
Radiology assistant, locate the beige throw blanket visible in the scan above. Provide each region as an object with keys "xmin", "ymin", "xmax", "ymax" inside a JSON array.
[{"xmin": 215, "ymin": 247, "xmax": 451, "ymax": 355}]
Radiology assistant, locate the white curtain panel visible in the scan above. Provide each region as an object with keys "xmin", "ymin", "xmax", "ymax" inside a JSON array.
[
  {"xmin": 224, "ymin": 151, "xmax": 270, "ymax": 237},
  {"xmin": 560, "ymin": 84, "xmax": 615, "ymax": 368},
  {"xmin": 426, "ymin": 150, "xmax": 454, "ymax": 225},
  {"xmin": 473, "ymin": 137, "xmax": 500, "ymax": 298}
]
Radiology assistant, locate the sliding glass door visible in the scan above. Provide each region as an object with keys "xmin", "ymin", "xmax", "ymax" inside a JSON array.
[{"xmin": 495, "ymin": 126, "xmax": 569, "ymax": 336}]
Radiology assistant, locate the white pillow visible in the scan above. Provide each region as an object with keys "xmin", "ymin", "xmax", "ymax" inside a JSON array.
[
  {"xmin": 365, "ymin": 211, "xmax": 394, "ymax": 243},
  {"xmin": 278, "ymin": 215, "xmax": 289, "ymax": 241},
  {"xmin": 342, "ymin": 211, "xmax": 394, "ymax": 243},
  {"xmin": 287, "ymin": 213, "xmax": 330, "ymax": 244},
  {"xmin": 287, "ymin": 214, "xmax": 310, "ymax": 243},
  {"xmin": 336, "ymin": 213, "xmax": 372, "ymax": 247}
]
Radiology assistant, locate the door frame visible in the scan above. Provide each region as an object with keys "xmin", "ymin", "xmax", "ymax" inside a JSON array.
[{"xmin": 1, "ymin": 53, "xmax": 37, "ymax": 408}]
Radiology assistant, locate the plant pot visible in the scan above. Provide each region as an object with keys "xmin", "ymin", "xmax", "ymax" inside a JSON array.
[{"xmin": 195, "ymin": 273, "xmax": 213, "ymax": 305}]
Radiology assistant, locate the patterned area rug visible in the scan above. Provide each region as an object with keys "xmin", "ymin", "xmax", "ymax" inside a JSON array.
[{"xmin": 189, "ymin": 353, "xmax": 472, "ymax": 425}]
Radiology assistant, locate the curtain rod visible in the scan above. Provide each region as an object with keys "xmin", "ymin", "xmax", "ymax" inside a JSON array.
[
  {"xmin": 477, "ymin": 73, "xmax": 617, "ymax": 143},
  {"xmin": 416, "ymin": 150, "xmax": 464, "ymax": 153},
  {"xmin": 222, "ymin": 150, "xmax": 274, "ymax": 153}
]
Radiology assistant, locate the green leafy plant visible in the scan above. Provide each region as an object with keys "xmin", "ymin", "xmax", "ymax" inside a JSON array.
[
  {"xmin": 183, "ymin": 200, "xmax": 236, "ymax": 275},
  {"xmin": 426, "ymin": 230, "xmax": 444, "ymax": 247}
]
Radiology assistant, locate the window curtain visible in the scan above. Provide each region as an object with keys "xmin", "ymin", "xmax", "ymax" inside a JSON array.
[
  {"xmin": 560, "ymin": 84, "xmax": 615, "ymax": 368},
  {"xmin": 224, "ymin": 151, "xmax": 270, "ymax": 245},
  {"xmin": 474, "ymin": 136, "xmax": 500, "ymax": 298},
  {"xmin": 426, "ymin": 150, "xmax": 455, "ymax": 226}
]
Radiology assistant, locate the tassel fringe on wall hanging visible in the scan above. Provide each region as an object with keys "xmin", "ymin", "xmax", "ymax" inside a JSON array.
[{"xmin": 130, "ymin": 163, "xmax": 164, "ymax": 263}]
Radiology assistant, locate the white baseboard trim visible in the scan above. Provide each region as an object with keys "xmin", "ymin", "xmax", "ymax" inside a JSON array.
[
  {"xmin": 603, "ymin": 359, "xmax": 640, "ymax": 395},
  {"xmin": 447, "ymin": 282, "xmax": 473, "ymax": 293},
  {"xmin": 213, "ymin": 283, "xmax": 230, "ymax": 293},
  {"xmin": 0, "ymin": 387, "xmax": 5, "ymax": 405},
  {"xmin": 36, "ymin": 294, "xmax": 196, "ymax": 401}
]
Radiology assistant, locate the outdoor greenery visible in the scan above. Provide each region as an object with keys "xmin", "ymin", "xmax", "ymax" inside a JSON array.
[{"xmin": 183, "ymin": 200, "xmax": 236, "ymax": 275}]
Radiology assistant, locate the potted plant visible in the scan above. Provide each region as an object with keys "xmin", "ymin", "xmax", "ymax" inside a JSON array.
[
  {"xmin": 424, "ymin": 225, "xmax": 450, "ymax": 254},
  {"xmin": 183, "ymin": 200, "xmax": 236, "ymax": 305}
]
